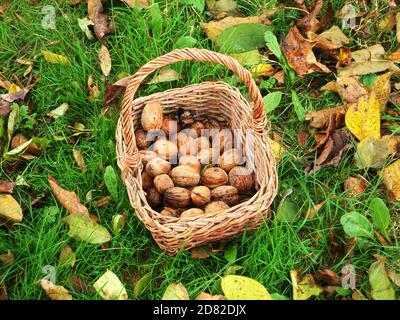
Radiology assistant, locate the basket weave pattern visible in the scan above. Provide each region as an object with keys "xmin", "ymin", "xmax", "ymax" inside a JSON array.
[{"xmin": 116, "ymin": 48, "xmax": 278, "ymax": 255}]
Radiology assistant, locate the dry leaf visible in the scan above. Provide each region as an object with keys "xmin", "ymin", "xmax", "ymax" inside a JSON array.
[
  {"xmin": 67, "ymin": 276, "xmax": 93, "ymax": 294},
  {"xmin": 381, "ymin": 159, "xmax": 400, "ymax": 201},
  {"xmin": 378, "ymin": 13, "xmax": 396, "ymax": 32},
  {"xmin": 41, "ymin": 50, "xmax": 70, "ymax": 65},
  {"xmin": 98, "ymin": 45, "xmax": 111, "ymax": 77},
  {"xmin": 40, "ymin": 279, "xmax": 73, "ymax": 300},
  {"xmin": 191, "ymin": 247, "xmax": 211, "ymax": 259},
  {"xmin": 0, "ymin": 1, "xmax": 11, "ymax": 15},
  {"xmin": 78, "ymin": 17, "xmax": 94, "ymax": 40},
  {"xmin": 314, "ymin": 269, "xmax": 341, "ymax": 286},
  {"xmin": 290, "ymin": 270, "xmax": 322, "ymax": 300},
  {"xmin": 297, "ymin": 128, "xmax": 309, "ymax": 146},
  {"xmin": 351, "ymin": 44, "xmax": 385, "ymax": 62},
  {"xmin": 388, "ymin": 48, "xmax": 400, "ymax": 61},
  {"xmin": 305, "ymin": 106, "xmax": 346, "ymax": 129},
  {"xmin": 321, "ymin": 77, "xmax": 367, "ymax": 104},
  {"xmin": 281, "ymin": 26, "xmax": 330, "ymax": 78},
  {"xmin": 318, "ymin": 25, "xmax": 349, "ymax": 46},
  {"xmin": 345, "ymin": 93, "xmax": 380, "ymax": 141},
  {"xmin": 48, "ymin": 175, "xmax": 90, "ymax": 216},
  {"xmin": 0, "ymin": 282, "xmax": 7, "ymax": 300},
  {"xmin": 0, "ymin": 88, "xmax": 29, "ymax": 117},
  {"xmin": 338, "ymin": 61, "xmax": 400, "ymax": 77},
  {"xmin": 95, "ymin": 195, "xmax": 112, "ymax": 207},
  {"xmin": 47, "ymin": 103, "xmax": 69, "ymax": 119},
  {"xmin": 87, "ymin": 0, "xmax": 114, "ymax": 40},
  {"xmin": 0, "ymin": 251, "xmax": 14, "ymax": 265},
  {"xmin": 387, "ymin": 269, "xmax": 400, "ymax": 287},
  {"xmin": 73, "ymin": 148, "xmax": 87, "ymax": 172},
  {"xmin": 369, "ymin": 72, "xmax": 392, "ymax": 112},
  {"xmin": 0, "ymin": 181, "xmax": 16, "ymax": 194},
  {"xmin": 303, "ymin": 201, "xmax": 325, "ymax": 219},
  {"xmin": 273, "ymin": 70, "xmax": 285, "ymax": 84},
  {"xmin": 268, "ymin": 137, "xmax": 285, "ymax": 162},
  {"xmin": 344, "ymin": 175, "xmax": 367, "ymax": 197},
  {"xmin": 196, "ymin": 292, "xmax": 226, "ymax": 300},
  {"xmin": 93, "ymin": 270, "xmax": 128, "ymax": 300},
  {"xmin": 0, "ymin": 194, "xmax": 23, "ymax": 223},
  {"xmin": 59, "ymin": 245, "xmax": 76, "ymax": 268},
  {"xmin": 382, "ymin": 135, "xmax": 400, "ymax": 154},
  {"xmin": 297, "ymin": 0, "xmax": 323, "ymax": 34},
  {"xmin": 87, "ymin": 74, "xmax": 101, "ymax": 102},
  {"xmin": 250, "ymin": 64, "xmax": 274, "ymax": 77},
  {"xmin": 200, "ymin": 16, "xmax": 264, "ymax": 43},
  {"xmin": 162, "ymin": 282, "xmax": 190, "ymax": 300},
  {"xmin": 148, "ymin": 68, "xmax": 180, "ymax": 84}
]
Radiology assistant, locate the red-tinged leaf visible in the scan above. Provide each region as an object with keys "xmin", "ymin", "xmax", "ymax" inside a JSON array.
[
  {"xmin": 48, "ymin": 175, "xmax": 89, "ymax": 216},
  {"xmin": 0, "ymin": 181, "xmax": 15, "ymax": 194},
  {"xmin": 297, "ymin": 0, "xmax": 323, "ymax": 34},
  {"xmin": 0, "ymin": 89, "xmax": 29, "ymax": 117},
  {"xmin": 87, "ymin": 0, "xmax": 114, "ymax": 40}
]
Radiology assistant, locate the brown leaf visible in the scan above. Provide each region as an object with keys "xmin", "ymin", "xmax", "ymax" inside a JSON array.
[
  {"xmin": 94, "ymin": 195, "xmax": 112, "ymax": 207},
  {"xmin": 73, "ymin": 148, "xmax": 87, "ymax": 172},
  {"xmin": 273, "ymin": 70, "xmax": 285, "ymax": 84},
  {"xmin": 0, "ymin": 1, "xmax": 11, "ymax": 15},
  {"xmin": 87, "ymin": 74, "xmax": 101, "ymax": 102},
  {"xmin": 321, "ymin": 77, "xmax": 367, "ymax": 104},
  {"xmin": 374, "ymin": 230, "xmax": 389, "ymax": 246},
  {"xmin": 87, "ymin": 0, "xmax": 114, "ymax": 40},
  {"xmin": 0, "ymin": 181, "xmax": 16, "ymax": 194},
  {"xmin": 98, "ymin": 45, "xmax": 111, "ymax": 77},
  {"xmin": 297, "ymin": 128, "xmax": 309, "ymax": 146},
  {"xmin": 40, "ymin": 279, "xmax": 73, "ymax": 300},
  {"xmin": 305, "ymin": 106, "xmax": 346, "ymax": 129},
  {"xmin": 387, "ymin": 269, "xmax": 400, "ymax": 287},
  {"xmin": 314, "ymin": 269, "xmax": 341, "ymax": 286},
  {"xmin": 191, "ymin": 247, "xmax": 211, "ymax": 259},
  {"xmin": 377, "ymin": 13, "xmax": 396, "ymax": 32},
  {"xmin": 303, "ymin": 201, "xmax": 325, "ymax": 219},
  {"xmin": 102, "ymin": 83, "xmax": 124, "ymax": 109},
  {"xmin": 344, "ymin": 175, "xmax": 367, "ymax": 198},
  {"xmin": 281, "ymin": 26, "xmax": 330, "ymax": 78},
  {"xmin": 0, "ymin": 89, "xmax": 29, "ymax": 117},
  {"xmin": 66, "ymin": 276, "xmax": 94, "ymax": 294},
  {"xmin": 338, "ymin": 61, "xmax": 400, "ymax": 77},
  {"xmin": 388, "ymin": 48, "xmax": 400, "ymax": 61},
  {"xmin": 352, "ymin": 44, "xmax": 385, "ymax": 62},
  {"xmin": 0, "ymin": 250, "xmax": 14, "ymax": 265},
  {"xmin": 48, "ymin": 175, "xmax": 90, "ymax": 216},
  {"xmin": 0, "ymin": 282, "xmax": 7, "ymax": 300},
  {"xmin": 297, "ymin": 0, "xmax": 323, "ymax": 34}
]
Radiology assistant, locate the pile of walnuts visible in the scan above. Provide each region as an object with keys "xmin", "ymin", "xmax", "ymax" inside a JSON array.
[{"xmin": 137, "ymin": 101, "xmax": 255, "ymax": 218}]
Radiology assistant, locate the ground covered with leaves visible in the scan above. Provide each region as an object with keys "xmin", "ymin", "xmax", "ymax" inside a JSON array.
[{"xmin": 1, "ymin": 0, "xmax": 400, "ymax": 300}]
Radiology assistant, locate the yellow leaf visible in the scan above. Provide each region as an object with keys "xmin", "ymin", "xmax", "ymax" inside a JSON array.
[
  {"xmin": 148, "ymin": 68, "xmax": 180, "ymax": 84},
  {"xmin": 229, "ymin": 49, "xmax": 262, "ymax": 66},
  {"xmin": 381, "ymin": 159, "xmax": 400, "ymax": 201},
  {"xmin": 0, "ymin": 194, "xmax": 23, "ymax": 223},
  {"xmin": 73, "ymin": 148, "xmax": 87, "ymax": 172},
  {"xmin": 8, "ymin": 83, "xmax": 21, "ymax": 94},
  {"xmin": 221, "ymin": 275, "xmax": 272, "ymax": 300},
  {"xmin": 162, "ymin": 282, "xmax": 189, "ymax": 300},
  {"xmin": 268, "ymin": 137, "xmax": 284, "ymax": 162},
  {"xmin": 41, "ymin": 50, "xmax": 70, "ymax": 65},
  {"xmin": 250, "ymin": 63, "xmax": 274, "ymax": 77},
  {"xmin": 40, "ymin": 279, "xmax": 73, "ymax": 300},
  {"xmin": 93, "ymin": 270, "xmax": 128, "ymax": 300},
  {"xmin": 345, "ymin": 92, "xmax": 380, "ymax": 141},
  {"xmin": 47, "ymin": 103, "xmax": 69, "ymax": 119},
  {"xmin": 98, "ymin": 45, "xmax": 111, "ymax": 77},
  {"xmin": 59, "ymin": 245, "xmax": 76, "ymax": 268},
  {"xmin": 369, "ymin": 72, "xmax": 392, "ymax": 113},
  {"xmin": 290, "ymin": 270, "xmax": 322, "ymax": 300},
  {"xmin": 200, "ymin": 16, "xmax": 263, "ymax": 43}
]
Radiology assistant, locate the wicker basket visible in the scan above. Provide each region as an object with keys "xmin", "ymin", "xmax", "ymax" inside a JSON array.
[{"xmin": 116, "ymin": 48, "xmax": 278, "ymax": 255}]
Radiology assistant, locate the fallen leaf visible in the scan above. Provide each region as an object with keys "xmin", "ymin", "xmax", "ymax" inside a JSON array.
[
  {"xmin": 104, "ymin": 165, "xmax": 118, "ymax": 201},
  {"xmin": 344, "ymin": 175, "xmax": 367, "ymax": 197},
  {"xmin": 221, "ymin": 275, "xmax": 271, "ymax": 300},
  {"xmin": 321, "ymin": 77, "xmax": 367, "ymax": 104},
  {"xmin": 351, "ymin": 44, "xmax": 385, "ymax": 62},
  {"xmin": 0, "ymin": 251, "xmax": 14, "ymax": 265},
  {"xmin": 340, "ymin": 211, "xmax": 374, "ymax": 239},
  {"xmin": 47, "ymin": 103, "xmax": 69, "ymax": 119},
  {"xmin": 200, "ymin": 16, "xmax": 265, "ymax": 43},
  {"xmin": 229, "ymin": 50, "xmax": 262, "ymax": 66},
  {"xmin": 217, "ymin": 23, "xmax": 271, "ymax": 53},
  {"xmin": 381, "ymin": 159, "xmax": 400, "ymax": 201},
  {"xmin": 0, "ymin": 282, "xmax": 7, "ymax": 300},
  {"xmin": 148, "ymin": 68, "xmax": 180, "ymax": 84},
  {"xmin": 59, "ymin": 245, "xmax": 76, "ymax": 268},
  {"xmin": 263, "ymin": 91, "xmax": 282, "ymax": 113},
  {"xmin": 369, "ymin": 72, "xmax": 392, "ymax": 112},
  {"xmin": 281, "ymin": 26, "xmax": 330, "ymax": 78},
  {"xmin": 250, "ymin": 64, "xmax": 274, "ymax": 77},
  {"xmin": 162, "ymin": 283, "xmax": 190, "ymax": 300},
  {"xmin": 66, "ymin": 276, "xmax": 93, "ymax": 294},
  {"xmin": 88, "ymin": 0, "xmax": 114, "ymax": 40},
  {"xmin": 354, "ymin": 136, "xmax": 390, "ymax": 169},
  {"xmin": 0, "ymin": 1, "xmax": 11, "ymax": 15},
  {"xmin": 40, "ymin": 279, "xmax": 73, "ymax": 300},
  {"xmin": 0, "ymin": 194, "xmax": 23, "ymax": 223},
  {"xmin": 382, "ymin": 135, "xmax": 400, "ymax": 154},
  {"xmin": 338, "ymin": 61, "xmax": 400, "ymax": 77},
  {"xmin": 174, "ymin": 35, "xmax": 198, "ymax": 49},
  {"xmin": 112, "ymin": 213, "xmax": 126, "ymax": 235},
  {"xmin": 297, "ymin": 128, "xmax": 309, "ymax": 146},
  {"xmin": 305, "ymin": 106, "xmax": 346, "ymax": 129},
  {"xmin": 318, "ymin": 25, "xmax": 349, "ymax": 46},
  {"xmin": 78, "ymin": 17, "xmax": 94, "ymax": 40},
  {"xmin": 297, "ymin": 0, "xmax": 323, "ymax": 34},
  {"xmin": 0, "ymin": 181, "xmax": 15, "ymax": 194},
  {"xmin": 370, "ymin": 197, "xmax": 390, "ymax": 240},
  {"xmin": 98, "ymin": 45, "xmax": 111, "ymax": 77},
  {"xmin": 63, "ymin": 214, "xmax": 111, "ymax": 244},
  {"xmin": 94, "ymin": 270, "xmax": 128, "ymax": 300},
  {"xmin": 303, "ymin": 201, "xmax": 325, "ymax": 219},
  {"xmin": 378, "ymin": 13, "xmax": 396, "ymax": 32},
  {"xmin": 387, "ymin": 270, "xmax": 400, "ymax": 287},
  {"xmin": 397, "ymin": 12, "xmax": 400, "ymax": 43},
  {"xmin": 290, "ymin": 270, "xmax": 322, "ymax": 300},
  {"xmin": 121, "ymin": 0, "xmax": 149, "ymax": 9},
  {"xmin": 87, "ymin": 74, "xmax": 101, "ymax": 102},
  {"xmin": 133, "ymin": 273, "xmax": 151, "ymax": 298},
  {"xmin": 388, "ymin": 48, "xmax": 400, "ymax": 61},
  {"xmin": 0, "ymin": 89, "xmax": 29, "ymax": 117},
  {"xmin": 102, "ymin": 83, "xmax": 124, "ymax": 109},
  {"xmin": 369, "ymin": 260, "xmax": 396, "ymax": 300},
  {"xmin": 72, "ymin": 148, "xmax": 87, "ymax": 172},
  {"xmin": 196, "ymin": 292, "xmax": 226, "ymax": 300},
  {"xmin": 94, "ymin": 195, "xmax": 112, "ymax": 207},
  {"xmin": 41, "ymin": 50, "xmax": 70, "ymax": 65},
  {"xmin": 268, "ymin": 137, "xmax": 285, "ymax": 162},
  {"xmin": 205, "ymin": 0, "xmax": 238, "ymax": 19},
  {"xmin": 48, "ymin": 175, "xmax": 89, "ymax": 216},
  {"xmin": 191, "ymin": 247, "xmax": 211, "ymax": 259},
  {"xmin": 345, "ymin": 93, "xmax": 380, "ymax": 141},
  {"xmin": 314, "ymin": 269, "xmax": 341, "ymax": 286},
  {"xmin": 273, "ymin": 70, "xmax": 285, "ymax": 84}
]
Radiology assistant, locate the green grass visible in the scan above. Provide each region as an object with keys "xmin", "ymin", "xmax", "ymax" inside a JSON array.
[{"xmin": 1, "ymin": 0, "xmax": 400, "ymax": 300}]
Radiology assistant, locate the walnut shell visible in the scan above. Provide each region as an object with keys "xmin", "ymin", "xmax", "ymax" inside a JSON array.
[
  {"xmin": 180, "ymin": 208, "xmax": 204, "ymax": 218},
  {"xmin": 204, "ymin": 119, "xmax": 222, "ymax": 131},
  {"xmin": 204, "ymin": 201, "xmax": 230, "ymax": 215},
  {"xmin": 141, "ymin": 102, "xmax": 163, "ymax": 131},
  {"xmin": 141, "ymin": 171, "xmax": 154, "ymax": 189},
  {"xmin": 154, "ymin": 174, "xmax": 174, "ymax": 193},
  {"xmin": 164, "ymin": 187, "xmax": 191, "ymax": 208},
  {"xmin": 197, "ymin": 148, "xmax": 219, "ymax": 165},
  {"xmin": 139, "ymin": 150, "xmax": 157, "ymax": 166},
  {"xmin": 191, "ymin": 121, "xmax": 205, "ymax": 136},
  {"xmin": 170, "ymin": 165, "xmax": 200, "ymax": 187},
  {"xmin": 177, "ymin": 132, "xmax": 197, "ymax": 156},
  {"xmin": 146, "ymin": 187, "xmax": 162, "ymax": 208},
  {"xmin": 145, "ymin": 157, "xmax": 171, "ymax": 177},
  {"xmin": 228, "ymin": 166, "xmax": 254, "ymax": 192},
  {"xmin": 211, "ymin": 185, "xmax": 239, "ymax": 206},
  {"xmin": 135, "ymin": 129, "xmax": 148, "ymax": 150},
  {"xmin": 201, "ymin": 167, "xmax": 229, "ymax": 189},
  {"xmin": 160, "ymin": 207, "xmax": 179, "ymax": 217},
  {"xmin": 161, "ymin": 118, "xmax": 180, "ymax": 136},
  {"xmin": 153, "ymin": 139, "xmax": 178, "ymax": 160},
  {"xmin": 191, "ymin": 186, "xmax": 211, "ymax": 207},
  {"xmin": 211, "ymin": 129, "xmax": 233, "ymax": 154},
  {"xmin": 179, "ymin": 155, "xmax": 201, "ymax": 173},
  {"xmin": 195, "ymin": 136, "xmax": 210, "ymax": 151},
  {"xmin": 218, "ymin": 148, "xmax": 243, "ymax": 172}
]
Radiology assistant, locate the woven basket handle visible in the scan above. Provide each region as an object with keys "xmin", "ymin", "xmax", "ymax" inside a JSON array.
[{"xmin": 121, "ymin": 48, "xmax": 266, "ymax": 155}]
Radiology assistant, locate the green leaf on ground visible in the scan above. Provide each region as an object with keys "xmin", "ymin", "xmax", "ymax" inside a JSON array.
[{"xmin": 340, "ymin": 212, "xmax": 374, "ymax": 238}]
